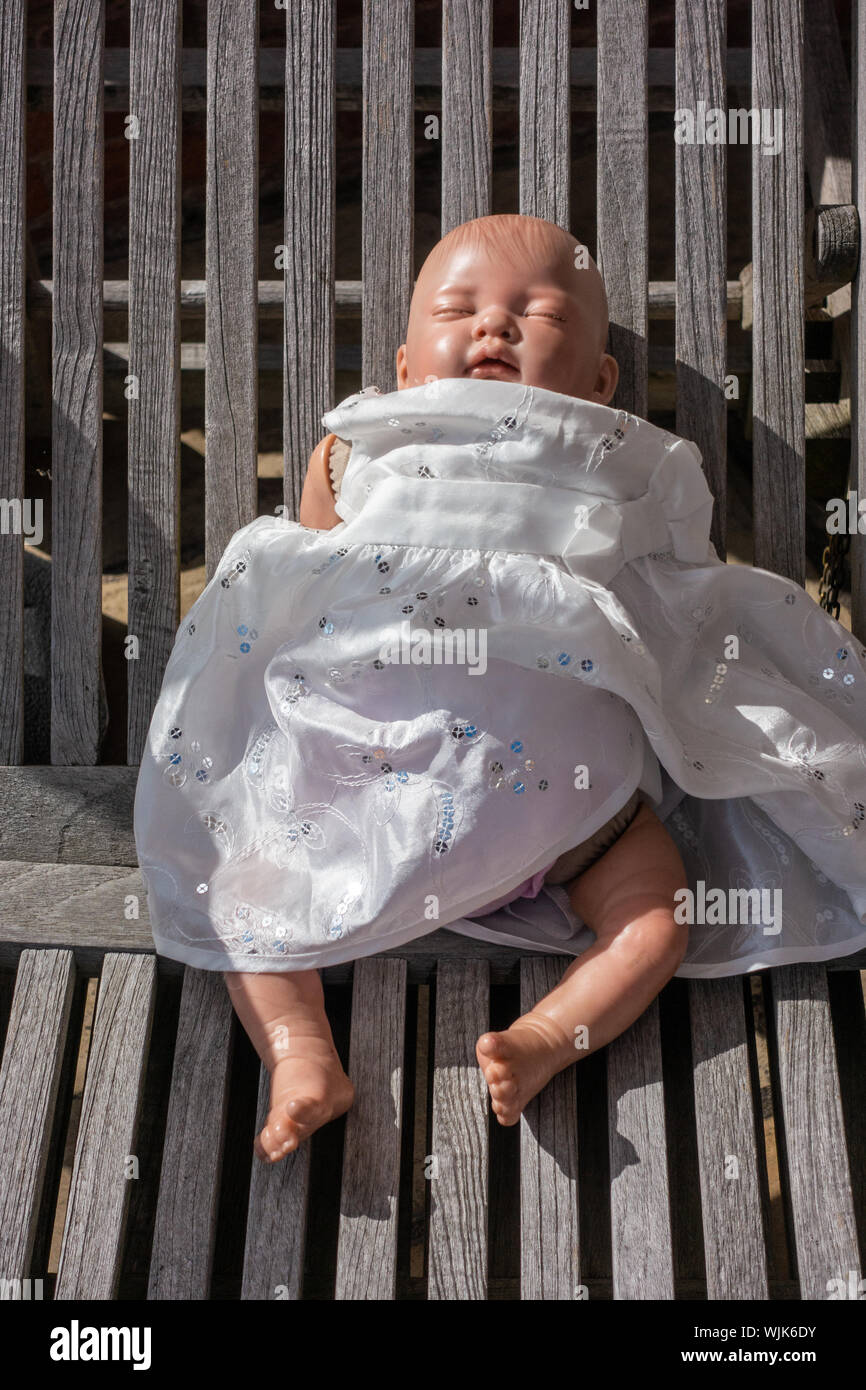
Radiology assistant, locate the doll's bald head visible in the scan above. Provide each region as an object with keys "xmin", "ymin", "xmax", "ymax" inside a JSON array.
[{"xmin": 397, "ymin": 214, "xmax": 618, "ymax": 402}]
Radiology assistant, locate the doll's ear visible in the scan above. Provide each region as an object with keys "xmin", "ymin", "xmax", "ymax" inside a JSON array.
[
  {"xmin": 396, "ymin": 342, "xmax": 409, "ymax": 388},
  {"xmin": 594, "ymin": 352, "xmax": 619, "ymax": 406}
]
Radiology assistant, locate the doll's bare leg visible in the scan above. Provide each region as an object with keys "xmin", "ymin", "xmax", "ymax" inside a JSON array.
[
  {"xmin": 475, "ymin": 803, "xmax": 688, "ymax": 1125},
  {"xmin": 224, "ymin": 968, "xmax": 355, "ymax": 1162}
]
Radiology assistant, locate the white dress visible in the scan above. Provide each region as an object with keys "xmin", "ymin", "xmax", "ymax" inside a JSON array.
[{"xmin": 133, "ymin": 378, "xmax": 866, "ymax": 977}]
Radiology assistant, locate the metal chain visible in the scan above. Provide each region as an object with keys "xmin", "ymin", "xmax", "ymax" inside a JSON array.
[{"xmin": 818, "ymin": 530, "xmax": 851, "ymax": 620}]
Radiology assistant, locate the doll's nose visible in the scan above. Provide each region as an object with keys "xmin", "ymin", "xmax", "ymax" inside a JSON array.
[{"xmin": 473, "ymin": 308, "xmax": 516, "ymax": 339}]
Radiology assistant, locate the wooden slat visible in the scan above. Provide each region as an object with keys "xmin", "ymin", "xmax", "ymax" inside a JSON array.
[
  {"xmin": 104, "ymin": 340, "xmax": 762, "ymax": 378},
  {"xmin": 52, "ymin": 0, "xmax": 104, "ymax": 764},
  {"xmin": 675, "ymin": 0, "xmax": 727, "ymax": 560},
  {"xmin": 827, "ymin": 971, "xmax": 866, "ymax": 1234},
  {"xmin": 3, "ymin": 864, "xmax": 866, "ymax": 982},
  {"xmin": 597, "ymin": 0, "xmax": 649, "ymax": 415},
  {"xmin": 804, "ymin": 0, "xmax": 852, "ymax": 207},
  {"xmin": 0, "ymin": 766, "xmax": 139, "ymax": 864},
  {"xmin": 336, "ymin": 958, "xmax": 407, "ymax": 1298},
  {"xmin": 205, "ymin": 0, "xmax": 258, "ymax": 577},
  {"xmin": 441, "ymin": 0, "xmax": 492, "ymax": 230},
  {"xmin": 0, "ymin": 0, "xmax": 25, "ymax": 764},
  {"xmin": 241, "ymin": 1065, "xmax": 311, "ymax": 1300},
  {"xmin": 607, "ymin": 1001, "xmax": 674, "ymax": 1298},
  {"xmin": 127, "ymin": 0, "xmax": 181, "ymax": 762},
  {"xmin": 519, "ymin": 957, "xmax": 580, "ymax": 1299},
  {"xmin": 0, "ymin": 949, "xmax": 76, "ymax": 1279},
  {"xmin": 148, "ymin": 968, "xmax": 233, "ymax": 1298},
  {"xmin": 751, "ymin": 0, "xmax": 804, "ymax": 581},
  {"xmin": 427, "ymin": 960, "xmax": 489, "ymax": 1299},
  {"xmin": 850, "ymin": 0, "xmax": 866, "ymax": 642},
  {"xmin": 284, "ymin": 0, "xmax": 335, "ymax": 519},
  {"xmin": 362, "ymin": 0, "xmax": 413, "ymax": 392},
  {"xmin": 25, "ymin": 46, "xmax": 754, "ymax": 111},
  {"xmin": 764, "ymin": 965, "xmax": 860, "ymax": 1299},
  {"xmin": 0, "ymin": 861, "xmax": 180, "ymax": 977},
  {"xmin": 30, "ymin": 277, "xmax": 747, "ymax": 320},
  {"xmin": 519, "ymin": 0, "xmax": 571, "ymax": 224},
  {"xmin": 55, "ymin": 952, "xmax": 157, "ymax": 1298},
  {"xmin": 688, "ymin": 978, "xmax": 769, "ymax": 1299}
]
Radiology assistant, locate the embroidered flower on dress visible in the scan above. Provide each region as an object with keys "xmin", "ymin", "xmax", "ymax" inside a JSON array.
[
  {"xmin": 586, "ymin": 410, "xmax": 636, "ymax": 474},
  {"xmin": 433, "ymin": 786, "xmax": 456, "ymax": 853},
  {"xmin": 220, "ymin": 552, "xmax": 250, "ymax": 589}
]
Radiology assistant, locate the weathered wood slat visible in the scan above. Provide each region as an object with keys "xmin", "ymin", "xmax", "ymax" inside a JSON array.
[
  {"xmin": 607, "ymin": 1001, "xmax": 674, "ymax": 1298},
  {"xmin": 30, "ymin": 277, "xmax": 747, "ymax": 319},
  {"xmin": 675, "ymin": 0, "xmax": 728, "ymax": 560},
  {"xmin": 241, "ymin": 1064, "xmax": 311, "ymax": 1300},
  {"xmin": 127, "ymin": 0, "xmax": 182, "ymax": 763},
  {"xmin": 849, "ymin": 0, "xmax": 866, "ymax": 642},
  {"xmin": 148, "ymin": 967, "xmax": 233, "ymax": 1298},
  {"xmin": 0, "ymin": 0, "xmax": 25, "ymax": 764},
  {"xmin": 519, "ymin": 957, "xmax": 580, "ymax": 1299},
  {"xmin": 804, "ymin": 0, "xmax": 852, "ymax": 208},
  {"xmin": 441, "ymin": 0, "xmax": 492, "ymax": 230},
  {"xmin": 362, "ymin": 0, "xmax": 413, "ymax": 392},
  {"xmin": 205, "ymin": 0, "xmax": 258, "ymax": 577},
  {"xmin": 52, "ymin": 0, "xmax": 104, "ymax": 764},
  {"xmin": 597, "ymin": 0, "xmax": 648, "ymax": 415},
  {"xmin": 284, "ymin": 0, "xmax": 334, "ymax": 519},
  {"xmin": 519, "ymin": 0, "xmax": 570, "ymax": 224},
  {"xmin": 764, "ymin": 965, "xmax": 860, "ymax": 1300},
  {"xmin": 428, "ymin": 960, "xmax": 489, "ymax": 1299},
  {"xmin": 2, "ymin": 860, "xmax": 865, "ymax": 981},
  {"xmin": 0, "ymin": 949, "xmax": 76, "ymax": 1279},
  {"xmin": 0, "ymin": 766, "xmax": 140, "ymax": 865},
  {"xmin": 55, "ymin": 953, "xmax": 157, "ymax": 1298},
  {"xmin": 751, "ymin": 0, "xmax": 805, "ymax": 581},
  {"xmin": 106, "ymin": 341, "xmax": 763, "ymax": 377},
  {"xmin": 24, "ymin": 46, "xmax": 754, "ymax": 110},
  {"xmin": 336, "ymin": 958, "xmax": 407, "ymax": 1298},
  {"xmin": 0, "ymin": 862, "xmax": 152, "ymax": 974},
  {"xmin": 827, "ymin": 970, "xmax": 866, "ymax": 1235},
  {"xmin": 688, "ymin": 977, "xmax": 769, "ymax": 1299}
]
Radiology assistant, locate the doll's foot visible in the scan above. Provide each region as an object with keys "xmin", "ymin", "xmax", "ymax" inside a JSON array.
[
  {"xmin": 476, "ymin": 1012, "xmax": 577, "ymax": 1126},
  {"xmin": 255, "ymin": 1039, "xmax": 355, "ymax": 1163}
]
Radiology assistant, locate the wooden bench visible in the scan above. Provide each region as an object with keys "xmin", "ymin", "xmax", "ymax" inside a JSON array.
[{"xmin": 0, "ymin": 0, "xmax": 863, "ymax": 1300}]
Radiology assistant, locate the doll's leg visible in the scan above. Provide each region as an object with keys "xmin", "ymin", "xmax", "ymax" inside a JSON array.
[
  {"xmin": 224, "ymin": 968, "xmax": 355, "ymax": 1162},
  {"xmin": 475, "ymin": 802, "xmax": 688, "ymax": 1125}
]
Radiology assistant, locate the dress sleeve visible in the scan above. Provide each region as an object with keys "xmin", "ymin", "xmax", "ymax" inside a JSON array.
[{"xmin": 327, "ymin": 435, "xmax": 352, "ymax": 499}]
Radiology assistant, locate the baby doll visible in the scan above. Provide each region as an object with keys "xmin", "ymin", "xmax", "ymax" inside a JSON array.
[
  {"xmin": 135, "ymin": 212, "xmax": 866, "ymax": 1167},
  {"xmin": 222, "ymin": 214, "xmax": 688, "ymax": 1162}
]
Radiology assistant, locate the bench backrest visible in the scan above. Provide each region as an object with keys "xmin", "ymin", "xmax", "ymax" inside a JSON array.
[{"xmin": 0, "ymin": 0, "xmax": 861, "ymax": 773}]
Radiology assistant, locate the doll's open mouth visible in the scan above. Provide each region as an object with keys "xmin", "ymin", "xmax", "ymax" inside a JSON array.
[{"xmin": 467, "ymin": 358, "xmax": 520, "ymax": 379}]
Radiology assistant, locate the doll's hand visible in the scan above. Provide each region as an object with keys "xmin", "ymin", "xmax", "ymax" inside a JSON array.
[{"xmin": 298, "ymin": 435, "xmax": 342, "ymax": 530}]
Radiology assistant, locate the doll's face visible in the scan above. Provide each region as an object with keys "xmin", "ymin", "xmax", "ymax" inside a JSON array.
[{"xmin": 396, "ymin": 237, "xmax": 619, "ymax": 403}]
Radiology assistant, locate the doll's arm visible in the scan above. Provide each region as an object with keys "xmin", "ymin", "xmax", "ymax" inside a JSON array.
[{"xmin": 298, "ymin": 433, "xmax": 342, "ymax": 530}]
